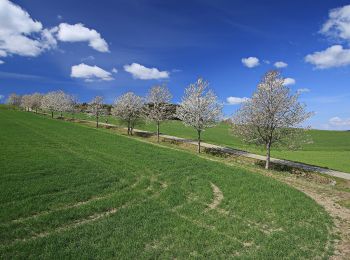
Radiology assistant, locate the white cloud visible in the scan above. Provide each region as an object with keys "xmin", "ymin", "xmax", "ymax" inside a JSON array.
[
  {"xmin": 0, "ymin": 0, "xmax": 46, "ymax": 57},
  {"xmin": 112, "ymin": 68, "xmax": 118, "ymax": 73},
  {"xmin": 226, "ymin": 96, "xmax": 250, "ymax": 105},
  {"xmin": 241, "ymin": 57, "xmax": 260, "ymax": 68},
  {"xmin": 71, "ymin": 63, "xmax": 114, "ymax": 82},
  {"xmin": 0, "ymin": 50, "xmax": 7, "ymax": 57},
  {"xmin": 40, "ymin": 27, "xmax": 58, "ymax": 50},
  {"xmin": 124, "ymin": 63, "xmax": 169, "ymax": 80},
  {"xmin": 329, "ymin": 116, "xmax": 350, "ymax": 127},
  {"xmin": 297, "ymin": 88, "xmax": 310, "ymax": 93},
  {"xmin": 305, "ymin": 45, "xmax": 350, "ymax": 69},
  {"xmin": 0, "ymin": 94, "xmax": 4, "ymax": 100},
  {"xmin": 274, "ymin": 61, "xmax": 288, "ymax": 68},
  {"xmin": 320, "ymin": 5, "xmax": 350, "ymax": 42},
  {"xmin": 283, "ymin": 77, "xmax": 296, "ymax": 86},
  {"xmin": 57, "ymin": 23, "xmax": 109, "ymax": 52},
  {"xmin": 263, "ymin": 60, "xmax": 270, "ymax": 64},
  {"xmin": 0, "ymin": 60, "xmax": 4, "ymax": 64}
]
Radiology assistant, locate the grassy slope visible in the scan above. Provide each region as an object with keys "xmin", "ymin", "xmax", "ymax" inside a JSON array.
[
  {"xmin": 0, "ymin": 109, "xmax": 333, "ymax": 258},
  {"xmin": 64, "ymin": 111, "xmax": 350, "ymax": 172}
]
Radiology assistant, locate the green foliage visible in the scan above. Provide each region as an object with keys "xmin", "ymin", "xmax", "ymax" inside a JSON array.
[{"xmin": 0, "ymin": 109, "xmax": 334, "ymax": 258}]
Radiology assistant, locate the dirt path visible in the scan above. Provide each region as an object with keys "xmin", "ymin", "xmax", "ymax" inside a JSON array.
[
  {"xmin": 208, "ymin": 182, "xmax": 223, "ymax": 210},
  {"xmin": 158, "ymin": 134, "xmax": 350, "ymax": 181},
  {"xmin": 278, "ymin": 176, "xmax": 350, "ymax": 259}
]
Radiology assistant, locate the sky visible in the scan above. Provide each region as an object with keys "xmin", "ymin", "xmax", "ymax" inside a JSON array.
[{"xmin": 0, "ymin": 0, "xmax": 350, "ymax": 130}]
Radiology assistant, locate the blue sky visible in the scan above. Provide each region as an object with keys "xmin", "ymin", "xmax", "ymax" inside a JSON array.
[{"xmin": 0, "ymin": 0, "xmax": 350, "ymax": 130}]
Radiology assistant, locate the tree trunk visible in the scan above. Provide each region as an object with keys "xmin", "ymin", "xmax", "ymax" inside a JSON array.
[
  {"xmin": 265, "ymin": 142, "xmax": 271, "ymax": 169},
  {"xmin": 127, "ymin": 120, "xmax": 130, "ymax": 135},
  {"xmin": 60, "ymin": 111, "xmax": 62, "ymax": 118},
  {"xmin": 197, "ymin": 130, "xmax": 201, "ymax": 153},
  {"xmin": 51, "ymin": 111, "xmax": 53, "ymax": 118},
  {"xmin": 35, "ymin": 108, "xmax": 37, "ymax": 113},
  {"xmin": 96, "ymin": 114, "xmax": 99, "ymax": 128},
  {"xmin": 157, "ymin": 121, "xmax": 160, "ymax": 142}
]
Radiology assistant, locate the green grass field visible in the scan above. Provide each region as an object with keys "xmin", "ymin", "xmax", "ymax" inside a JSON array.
[
  {"xmin": 61, "ymin": 111, "xmax": 350, "ymax": 173},
  {"xmin": 0, "ymin": 109, "xmax": 334, "ymax": 258}
]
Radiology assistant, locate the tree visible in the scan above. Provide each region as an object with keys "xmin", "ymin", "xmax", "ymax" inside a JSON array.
[
  {"xmin": 145, "ymin": 85, "xmax": 173, "ymax": 142},
  {"xmin": 112, "ymin": 92, "xmax": 143, "ymax": 135},
  {"xmin": 29, "ymin": 93, "xmax": 43, "ymax": 113},
  {"xmin": 41, "ymin": 91, "xmax": 58, "ymax": 118},
  {"xmin": 20, "ymin": 95, "xmax": 32, "ymax": 111},
  {"xmin": 232, "ymin": 70, "xmax": 313, "ymax": 169},
  {"xmin": 87, "ymin": 96, "xmax": 106, "ymax": 128},
  {"xmin": 56, "ymin": 91, "xmax": 75, "ymax": 118},
  {"xmin": 176, "ymin": 78, "xmax": 223, "ymax": 153},
  {"xmin": 6, "ymin": 93, "xmax": 22, "ymax": 108},
  {"xmin": 41, "ymin": 90, "xmax": 74, "ymax": 118}
]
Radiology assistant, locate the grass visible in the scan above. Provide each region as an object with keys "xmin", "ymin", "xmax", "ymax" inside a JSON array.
[
  {"xmin": 0, "ymin": 109, "xmax": 334, "ymax": 258},
  {"xmin": 58, "ymin": 110, "xmax": 350, "ymax": 173}
]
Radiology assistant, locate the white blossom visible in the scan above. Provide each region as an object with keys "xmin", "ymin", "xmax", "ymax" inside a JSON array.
[
  {"xmin": 232, "ymin": 70, "xmax": 313, "ymax": 169},
  {"xmin": 41, "ymin": 90, "xmax": 74, "ymax": 118},
  {"xmin": 112, "ymin": 92, "xmax": 144, "ymax": 135},
  {"xmin": 176, "ymin": 78, "xmax": 223, "ymax": 153},
  {"xmin": 145, "ymin": 85, "xmax": 173, "ymax": 142},
  {"xmin": 6, "ymin": 93, "xmax": 22, "ymax": 107},
  {"xmin": 29, "ymin": 93, "xmax": 43, "ymax": 113},
  {"xmin": 87, "ymin": 96, "xmax": 107, "ymax": 128},
  {"xmin": 20, "ymin": 94, "xmax": 32, "ymax": 111}
]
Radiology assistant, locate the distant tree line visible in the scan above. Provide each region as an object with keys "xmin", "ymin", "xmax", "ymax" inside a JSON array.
[{"xmin": 6, "ymin": 71, "xmax": 312, "ymax": 169}]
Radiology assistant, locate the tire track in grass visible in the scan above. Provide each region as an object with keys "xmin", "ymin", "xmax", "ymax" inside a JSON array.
[{"xmin": 5, "ymin": 174, "xmax": 169, "ymax": 245}]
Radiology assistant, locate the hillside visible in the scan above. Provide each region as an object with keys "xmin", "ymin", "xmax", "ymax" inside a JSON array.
[{"xmin": 0, "ymin": 109, "xmax": 333, "ymax": 258}]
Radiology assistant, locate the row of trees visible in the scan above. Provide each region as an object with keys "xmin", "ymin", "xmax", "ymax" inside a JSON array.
[{"xmin": 7, "ymin": 70, "xmax": 311, "ymax": 169}]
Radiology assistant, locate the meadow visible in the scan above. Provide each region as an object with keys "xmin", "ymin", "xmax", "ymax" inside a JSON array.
[
  {"xmin": 63, "ymin": 111, "xmax": 350, "ymax": 173},
  {"xmin": 0, "ymin": 109, "xmax": 334, "ymax": 258}
]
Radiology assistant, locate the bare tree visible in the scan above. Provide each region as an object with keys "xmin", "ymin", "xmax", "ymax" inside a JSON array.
[
  {"xmin": 176, "ymin": 78, "xmax": 223, "ymax": 153},
  {"xmin": 29, "ymin": 93, "xmax": 43, "ymax": 113},
  {"xmin": 112, "ymin": 92, "xmax": 144, "ymax": 135},
  {"xmin": 87, "ymin": 96, "xmax": 106, "ymax": 128},
  {"xmin": 7, "ymin": 93, "xmax": 22, "ymax": 108},
  {"xmin": 232, "ymin": 70, "xmax": 313, "ymax": 169},
  {"xmin": 145, "ymin": 85, "xmax": 173, "ymax": 142}
]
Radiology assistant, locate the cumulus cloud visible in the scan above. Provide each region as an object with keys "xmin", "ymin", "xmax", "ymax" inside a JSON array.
[
  {"xmin": 0, "ymin": 0, "xmax": 46, "ymax": 57},
  {"xmin": 241, "ymin": 57, "xmax": 260, "ymax": 68},
  {"xmin": 274, "ymin": 61, "xmax": 288, "ymax": 68},
  {"xmin": 56, "ymin": 23, "xmax": 109, "ymax": 52},
  {"xmin": 226, "ymin": 96, "xmax": 250, "ymax": 105},
  {"xmin": 0, "ymin": 60, "xmax": 4, "ymax": 64},
  {"xmin": 0, "ymin": 0, "xmax": 110, "ymax": 60},
  {"xmin": 283, "ymin": 77, "xmax": 296, "ymax": 86},
  {"xmin": 112, "ymin": 68, "xmax": 118, "ymax": 73},
  {"xmin": 305, "ymin": 45, "xmax": 350, "ymax": 69},
  {"xmin": 124, "ymin": 63, "xmax": 169, "ymax": 80},
  {"xmin": 71, "ymin": 63, "xmax": 114, "ymax": 82},
  {"xmin": 297, "ymin": 88, "xmax": 310, "ymax": 93},
  {"xmin": 329, "ymin": 116, "xmax": 350, "ymax": 127},
  {"xmin": 320, "ymin": 5, "xmax": 350, "ymax": 42}
]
